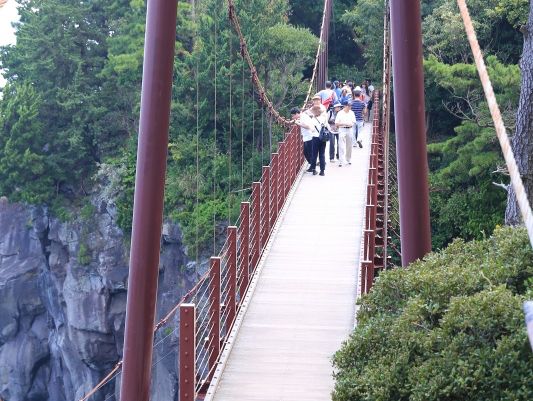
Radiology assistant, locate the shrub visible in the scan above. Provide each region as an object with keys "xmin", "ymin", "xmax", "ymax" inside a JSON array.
[
  {"xmin": 78, "ymin": 243, "xmax": 92, "ymax": 266},
  {"xmin": 333, "ymin": 226, "xmax": 533, "ymax": 401}
]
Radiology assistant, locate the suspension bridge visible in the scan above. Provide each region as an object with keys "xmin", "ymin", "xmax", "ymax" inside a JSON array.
[{"xmin": 78, "ymin": 0, "xmax": 533, "ymax": 400}]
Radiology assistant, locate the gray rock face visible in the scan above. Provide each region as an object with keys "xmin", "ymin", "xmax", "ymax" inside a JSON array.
[{"xmin": 0, "ymin": 197, "xmax": 199, "ymax": 401}]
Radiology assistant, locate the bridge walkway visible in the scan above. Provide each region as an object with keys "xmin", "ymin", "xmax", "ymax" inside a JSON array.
[{"xmin": 206, "ymin": 122, "xmax": 372, "ymax": 400}]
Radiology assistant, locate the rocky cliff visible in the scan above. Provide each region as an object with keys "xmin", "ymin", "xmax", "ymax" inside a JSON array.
[{"xmin": 0, "ymin": 194, "xmax": 199, "ymax": 401}]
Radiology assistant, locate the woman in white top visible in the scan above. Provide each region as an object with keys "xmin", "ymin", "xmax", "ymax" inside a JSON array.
[
  {"xmin": 334, "ymin": 100, "xmax": 356, "ymax": 166},
  {"xmin": 291, "ymin": 107, "xmax": 314, "ymax": 166}
]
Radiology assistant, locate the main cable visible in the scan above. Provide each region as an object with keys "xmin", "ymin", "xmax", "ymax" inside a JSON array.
[{"xmin": 227, "ymin": 0, "xmax": 293, "ymax": 127}]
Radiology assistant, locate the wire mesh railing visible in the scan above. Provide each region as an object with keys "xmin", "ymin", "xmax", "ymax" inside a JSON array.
[{"xmin": 177, "ymin": 125, "xmax": 304, "ymax": 401}]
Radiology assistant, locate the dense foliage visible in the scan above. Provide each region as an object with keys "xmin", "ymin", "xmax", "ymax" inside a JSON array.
[
  {"xmin": 425, "ymin": 55, "xmax": 520, "ymax": 248},
  {"xmin": 333, "ymin": 226, "xmax": 533, "ymax": 401},
  {"xmin": 0, "ymin": 0, "xmax": 319, "ymax": 254},
  {"xmin": 342, "ymin": 0, "xmax": 527, "ymax": 249}
]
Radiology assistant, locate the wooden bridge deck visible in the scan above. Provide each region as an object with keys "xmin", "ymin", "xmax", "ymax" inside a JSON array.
[{"xmin": 206, "ymin": 122, "xmax": 372, "ymax": 401}]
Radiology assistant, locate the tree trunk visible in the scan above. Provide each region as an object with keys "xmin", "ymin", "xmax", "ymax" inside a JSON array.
[{"xmin": 505, "ymin": 2, "xmax": 533, "ymax": 225}]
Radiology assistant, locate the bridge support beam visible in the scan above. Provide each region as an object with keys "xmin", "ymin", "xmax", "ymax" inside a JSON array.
[
  {"xmin": 120, "ymin": 1, "xmax": 178, "ymax": 400},
  {"xmin": 390, "ymin": 0, "xmax": 432, "ymax": 266}
]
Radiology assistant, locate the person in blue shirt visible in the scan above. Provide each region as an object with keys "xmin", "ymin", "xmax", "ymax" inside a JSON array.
[
  {"xmin": 334, "ymin": 80, "xmax": 342, "ymax": 100},
  {"xmin": 316, "ymin": 81, "xmax": 338, "ymax": 110}
]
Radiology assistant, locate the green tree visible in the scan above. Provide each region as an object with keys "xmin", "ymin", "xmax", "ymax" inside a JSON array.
[
  {"xmin": 0, "ymin": 83, "xmax": 51, "ymax": 203},
  {"xmin": 101, "ymin": 0, "xmax": 317, "ymax": 254},
  {"xmin": 423, "ymin": 0, "xmax": 526, "ymax": 64},
  {"xmin": 288, "ymin": 0, "xmax": 361, "ymax": 81},
  {"xmin": 506, "ymin": 0, "xmax": 533, "ymax": 225},
  {"xmin": 0, "ymin": 0, "xmax": 114, "ymax": 199},
  {"xmin": 425, "ymin": 56, "xmax": 520, "ymax": 248},
  {"xmin": 341, "ymin": 0, "xmax": 385, "ymax": 81}
]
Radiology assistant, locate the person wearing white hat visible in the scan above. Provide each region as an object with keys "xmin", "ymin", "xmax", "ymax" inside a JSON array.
[
  {"xmin": 311, "ymin": 93, "xmax": 327, "ymax": 114},
  {"xmin": 328, "ymin": 102, "xmax": 342, "ymax": 162}
]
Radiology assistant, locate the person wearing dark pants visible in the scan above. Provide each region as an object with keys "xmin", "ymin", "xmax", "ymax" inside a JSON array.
[
  {"xmin": 303, "ymin": 139, "xmax": 313, "ymax": 165},
  {"xmin": 308, "ymin": 104, "xmax": 329, "ymax": 176},
  {"xmin": 310, "ymin": 136, "xmax": 327, "ymax": 175},
  {"xmin": 329, "ymin": 134, "xmax": 339, "ymax": 161}
]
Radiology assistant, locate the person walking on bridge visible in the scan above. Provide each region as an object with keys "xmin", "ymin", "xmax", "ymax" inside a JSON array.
[
  {"xmin": 316, "ymin": 81, "xmax": 338, "ymax": 110},
  {"xmin": 291, "ymin": 107, "xmax": 313, "ymax": 167},
  {"xmin": 334, "ymin": 80, "xmax": 342, "ymax": 100},
  {"xmin": 351, "ymin": 87, "xmax": 366, "ymax": 148},
  {"xmin": 335, "ymin": 100, "xmax": 355, "ymax": 167},
  {"xmin": 367, "ymin": 80, "xmax": 375, "ymax": 122},
  {"xmin": 309, "ymin": 105, "xmax": 329, "ymax": 176},
  {"xmin": 328, "ymin": 102, "xmax": 341, "ymax": 162}
]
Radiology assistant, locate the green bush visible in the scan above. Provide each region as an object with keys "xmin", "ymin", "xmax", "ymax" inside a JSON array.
[
  {"xmin": 333, "ymin": 226, "xmax": 533, "ymax": 401},
  {"xmin": 78, "ymin": 243, "xmax": 92, "ymax": 266}
]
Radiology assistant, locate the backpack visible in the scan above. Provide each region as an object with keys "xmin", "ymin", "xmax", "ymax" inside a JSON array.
[{"xmin": 322, "ymin": 92, "xmax": 335, "ymax": 110}]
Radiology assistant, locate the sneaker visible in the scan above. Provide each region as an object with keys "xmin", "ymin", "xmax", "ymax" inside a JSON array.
[
  {"xmin": 319, "ymin": 171, "xmax": 325, "ymax": 176},
  {"xmin": 338, "ymin": 164, "xmax": 343, "ymax": 167},
  {"xmin": 306, "ymin": 167, "xmax": 314, "ymax": 173},
  {"xmin": 357, "ymin": 140, "xmax": 363, "ymax": 148},
  {"xmin": 330, "ymin": 159, "xmax": 334, "ymax": 163},
  {"xmin": 348, "ymin": 162, "xmax": 352, "ymax": 165},
  {"xmin": 312, "ymin": 170, "xmax": 317, "ymax": 175}
]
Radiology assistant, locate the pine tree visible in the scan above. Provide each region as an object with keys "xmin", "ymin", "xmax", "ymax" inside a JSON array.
[{"xmin": 0, "ymin": 83, "xmax": 52, "ymax": 203}]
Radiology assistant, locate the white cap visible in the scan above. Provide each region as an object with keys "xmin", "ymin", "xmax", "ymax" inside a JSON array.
[{"xmin": 354, "ymin": 86, "xmax": 362, "ymax": 92}]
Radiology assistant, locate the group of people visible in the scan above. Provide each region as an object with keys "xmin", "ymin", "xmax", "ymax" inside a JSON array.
[{"xmin": 290, "ymin": 80, "xmax": 374, "ymax": 176}]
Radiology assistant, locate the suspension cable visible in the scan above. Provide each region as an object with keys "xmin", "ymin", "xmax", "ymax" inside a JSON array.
[{"xmin": 457, "ymin": 0, "xmax": 533, "ymax": 248}]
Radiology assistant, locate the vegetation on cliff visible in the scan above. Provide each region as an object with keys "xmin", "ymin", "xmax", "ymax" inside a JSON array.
[
  {"xmin": 0, "ymin": 0, "xmax": 318, "ymax": 254},
  {"xmin": 333, "ymin": 226, "xmax": 533, "ymax": 401}
]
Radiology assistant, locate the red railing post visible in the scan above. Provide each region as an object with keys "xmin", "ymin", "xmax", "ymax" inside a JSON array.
[
  {"xmin": 271, "ymin": 153, "xmax": 279, "ymax": 221},
  {"xmin": 284, "ymin": 133, "xmax": 291, "ymax": 197},
  {"xmin": 297, "ymin": 127, "xmax": 304, "ymax": 165},
  {"xmin": 179, "ymin": 304, "xmax": 196, "ymax": 401},
  {"xmin": 226, "ymin": 226, "xmax": 237, "ymax": 334},
  {"xmin": 251, "ymin": 182, "xmax": 261, "ymax": 272},
  {"xmin": 208, "ymin": 257, "xmax": 221, "ymax": 378},
  {"xmin": 277, "ymin": 142, "xmax": 285, "ymax": 206},
  {"xmin": 262, "ymin": 166, "xmax": 271, "ymax": 245},
  {"xmin": 289, "ymin": 132, "xmax": 296, "ymax": 185},
  {"xmin": 287, "ymin": 132, "xmax": 293, "ymax": 185},
  {"xmin": 238, "ymin": 202, "xmax": 250, "ymax": 300}
]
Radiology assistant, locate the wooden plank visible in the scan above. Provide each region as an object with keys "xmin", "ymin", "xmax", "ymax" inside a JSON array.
[{"xmin": 207, "ymin": 123, "xmax": 372, "ymax": 401}]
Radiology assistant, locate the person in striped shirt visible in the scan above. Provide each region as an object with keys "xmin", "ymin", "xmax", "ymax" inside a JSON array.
[{"xmin": 351, "ymin": 87, "xmax": 366, "ymax": 148}]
